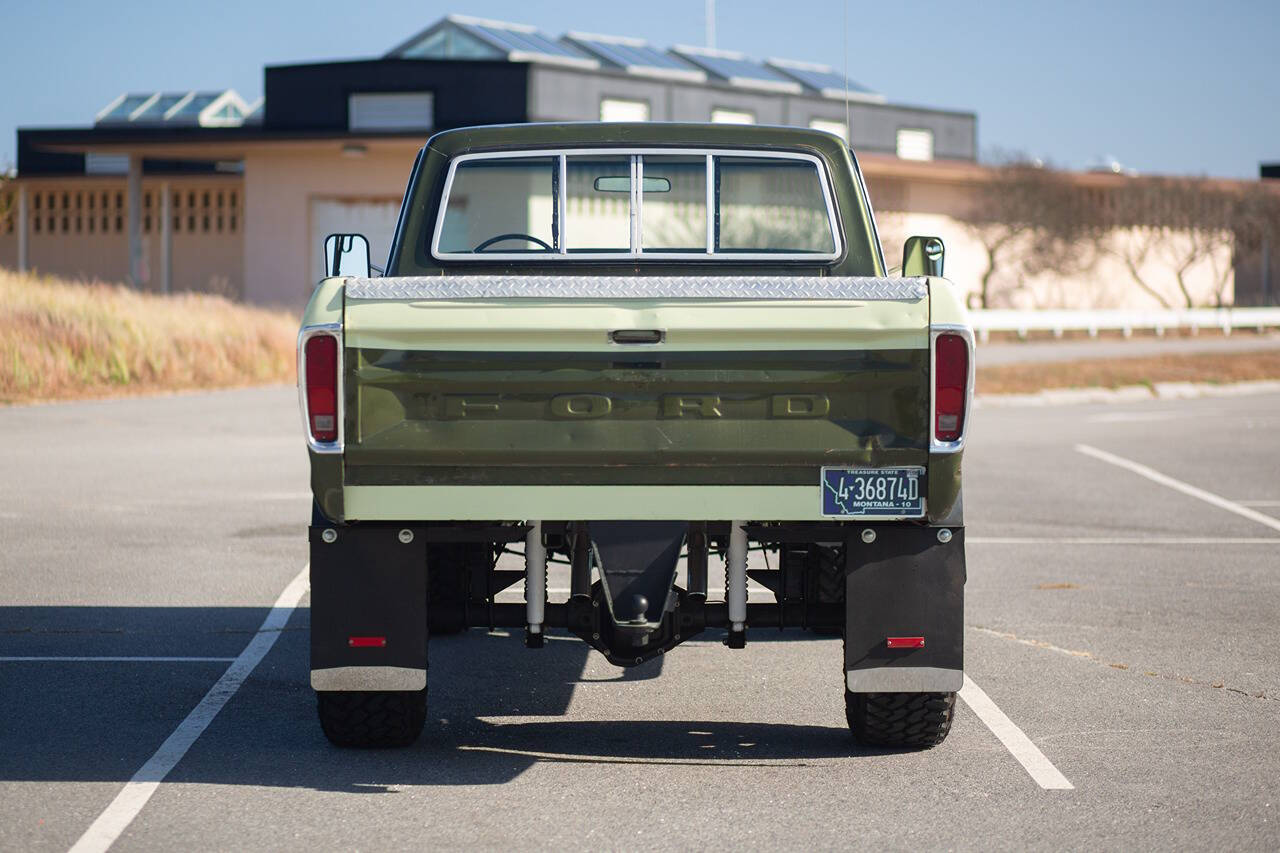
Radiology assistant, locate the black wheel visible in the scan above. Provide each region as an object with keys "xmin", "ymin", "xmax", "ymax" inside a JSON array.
[
  {"xmin": 803, "ymin": 544, "xmax": 844, "ymax": 635},
  {"xmin": 845, "ymin": 690, "xmax": 955, "ymax": 749},
  {"xmin": 317, "ymin": 689, "xmax": 427, "ymax": 748},
  {"xmin": 427, "ymin": 543, "xmax": 491, "ymax": 635}
]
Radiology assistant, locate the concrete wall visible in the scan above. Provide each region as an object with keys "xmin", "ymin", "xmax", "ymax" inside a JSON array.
[
  {"xmin": 240, "ymin": 139, "xmax": 422, "ymax": 308},
  {"xmin": 865, "ymin": 172, "xmax": 1235, "ymax": 310},
  {"xmin": 0, "ymin": 176, "xmax": 243, "ymax": 296}
]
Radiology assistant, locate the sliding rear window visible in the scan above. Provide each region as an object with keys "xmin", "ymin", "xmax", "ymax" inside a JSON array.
[{"xmin": 430, "ymin": 150, "xmax": 842, "ymax": 261}]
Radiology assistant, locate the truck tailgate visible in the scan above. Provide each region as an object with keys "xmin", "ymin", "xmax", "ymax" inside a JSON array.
[{"xmin": 341, "ymin": 276, "xmax": 930, "ymax": 491}]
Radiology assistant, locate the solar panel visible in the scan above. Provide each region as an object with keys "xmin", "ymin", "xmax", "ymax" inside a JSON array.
[
  {"xmin": 566, "ymin": 32, "xmax": 706, "ymax": 81},
  {"xmin": 671, "ymin": 46, "xmax": 801, "ymax": 93},
  {"xmin": 767, "ymin": 59, "xmax": 884, "ymax": 101},
  {"xmin": 446, "ymin": 16, "xmax": 597, "ymax": 67}
]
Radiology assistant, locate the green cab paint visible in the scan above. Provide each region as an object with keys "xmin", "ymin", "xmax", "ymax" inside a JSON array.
[{"xmin": 300, "ymin": 123, "xmax": 970, "ymax": 523}]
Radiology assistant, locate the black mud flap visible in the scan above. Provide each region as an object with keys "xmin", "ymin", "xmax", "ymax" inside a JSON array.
[
  {"xmin": 844, "ymin": 527, "xmax": 965, "ymax": 693},
  {"xmin": 310, "ymin": 525, "xmax": 427, "ymax": 692}
]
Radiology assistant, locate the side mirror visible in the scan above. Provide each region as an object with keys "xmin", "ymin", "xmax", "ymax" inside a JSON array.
[
  {"xmin": 323, "ymin": 233, "xmax": 371, "ymax": 278},
  {"xmin": 902, "ymin": 235, "xmax": 945, "ymax": 278}
]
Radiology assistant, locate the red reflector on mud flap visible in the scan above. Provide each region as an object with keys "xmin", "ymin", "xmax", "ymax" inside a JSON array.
[
  {"xmin": 348, "ymin": 636, "xmax": 386, "ymax": 648},
  {"xmin": 305, "ymin": 335, "xmax": 338, "ymax": 443},
  {"xmin": 886, "ymin": 636, "xmax": 925, "ymax": 649},
  {"xmin": 934, "ymin": 333, "xmax": 968, "ymax": 442}
]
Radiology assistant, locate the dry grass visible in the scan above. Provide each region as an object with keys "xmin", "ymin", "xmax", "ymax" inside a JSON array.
[
  {"xmin": 978, "ymin": 349, "xmax": 1280, "ymax": 395},
  {"xmin": 1, "ymin": 268, "xmax": 297, "ymax": 404}
]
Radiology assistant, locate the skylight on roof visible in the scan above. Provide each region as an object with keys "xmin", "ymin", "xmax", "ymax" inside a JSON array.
[
  {"xmin": 565, "ymin": 32, "xmax": 706, "ymax": 82},
  {"xmin": 670, "ymin": 45, "xmax": 801, "ymax": 93},
  {"xmin": 93, "ymin": 90, "xmax": 252, "ymax": 127},
  {"xmin": 387, "ymin": 14, "xmax": 598, "ymax": 69},
  {"xmin": 766, "ymin": 58, "xmax": 885, "ymax": 102}
]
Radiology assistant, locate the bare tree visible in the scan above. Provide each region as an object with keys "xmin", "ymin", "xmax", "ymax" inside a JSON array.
[
  {"xmin": 959, "ymin": 159, "xmax": 1099, "ymax": 308},
  {"xmin": 1102, "ymin": 177, "xmax": 1280, "ymax": 308}
]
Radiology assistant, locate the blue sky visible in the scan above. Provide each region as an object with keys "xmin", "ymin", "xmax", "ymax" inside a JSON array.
[{"xmin": 4, "ymin": 0, "xmax": 1277, "ymax": 177}]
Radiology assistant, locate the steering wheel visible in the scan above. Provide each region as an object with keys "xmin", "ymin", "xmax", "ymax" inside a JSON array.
[{"xmin": 474, "ymin": 233, "xmax": 553, "ymax": 253}]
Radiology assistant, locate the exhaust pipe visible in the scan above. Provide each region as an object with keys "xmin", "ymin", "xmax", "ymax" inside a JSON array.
[{"xmin": 525, "ymin": 521, "xmax": 546, "ymax": 647}]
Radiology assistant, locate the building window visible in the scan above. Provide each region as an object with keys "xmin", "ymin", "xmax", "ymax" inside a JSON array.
[
  {"xmin": 711, "ymin": 108, "xmax": 755, "ymax": 125},
  {"xmin": 115, "ymin": 192, "xmax": 123, "ymax": 209},
  {"xmin": 34, "ymin": 216, "xmax": 41, "ymax": 234},
  {"xmin": 101, "ymin": 215, "xmax": 109, "ymax": 232},
  {"xmin": 144, "ymin": 215, "xmax": 151, "ymax": 233},
  {"xmin": 173, "ymin": 215, "xmax": 181, "ymax": 233},
  {"xmin": 348, "ymin": 91, "xmax": 434, "ymax": 131},
  {"xmin": 115, "ymin": 215, "xmax": 123, "ymax": 233},
  {"xmin": 62, "ymin": 216, "xmax": 70, "ymax": 233},
  {"xmin": 599, "ymin": 98, "xmax": 650, "ymax": 122},
  {"xmin": 187, "ymin": 215, "xmax": 195, "ymax": 232},
  {"xmin": 75, "ymin": 216, "xmax": 82, "ymax": 233},
  {"xmin": 896, "ymin": 128, "xmax": 934, "ymax": 162},
  {"xmin": 88, "ymin": 217, "xmax": 95, "ymax": 234},
  {"xmin": 809, "ymin": 118, "xmax": 848, "ymax": 142},
  {"xmin": 75, "ymin": 192, "xmax": 82, "ymax": 210}
]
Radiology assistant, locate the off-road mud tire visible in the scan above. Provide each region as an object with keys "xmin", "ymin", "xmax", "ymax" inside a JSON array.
[
  {"xmin": 806, "ymin": 545, "xmax": 844, "ymax": 635},
  {"xmin": 844, "ymin": 690, "xmax": 955, "ymax": 749},
  {"xmin": 427, "ymin": 543, "xmax": 479, "ymax": 635},
  {"xmin": 317, "ymin": 689, "xmax": 427, "ymax": 748}
]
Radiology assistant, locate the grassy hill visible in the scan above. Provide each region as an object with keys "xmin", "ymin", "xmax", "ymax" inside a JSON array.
[{"xmin": 1, "ymin": 268, "xmax": 297, "ymax": 403}]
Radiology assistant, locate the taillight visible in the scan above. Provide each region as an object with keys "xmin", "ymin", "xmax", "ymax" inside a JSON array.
[
  {"xmin": 304, "ymin": 334, "xmax": 339, "ymax": 443},
  {"xmin": 934, "ymin": 333, "xmax": 968, "ymax": 443}
]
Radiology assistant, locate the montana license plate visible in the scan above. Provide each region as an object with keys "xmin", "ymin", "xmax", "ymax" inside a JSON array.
[{"xmin": 820, "ymin": 467, "xmax": 925, "ymax": 519}]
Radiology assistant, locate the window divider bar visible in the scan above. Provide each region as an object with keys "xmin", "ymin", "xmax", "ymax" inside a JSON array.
[
  {"xmin": 629, "ymin": 155, "xmax": 640, "ymax": 256},
  {"xmin": 558, "ymin": 155, "xmax": 568, "ymax": 254},
  {"xmin": 705, "ymin": 154, "xmax": 715, "ymax": 254}
]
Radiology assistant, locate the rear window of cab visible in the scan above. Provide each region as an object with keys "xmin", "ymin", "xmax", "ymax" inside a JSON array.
[{"xmin": 431, "ymin": 149, "xmax": 842, "ymax": 261}]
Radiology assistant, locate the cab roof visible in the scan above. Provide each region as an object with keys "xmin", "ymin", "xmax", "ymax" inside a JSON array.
[{"xmin": 425, "ymin": 121, "xmax": 853, "ymax": 164}]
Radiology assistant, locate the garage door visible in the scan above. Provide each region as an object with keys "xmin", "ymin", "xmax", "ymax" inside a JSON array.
[{"xmin": 309, "ymin": 199, "xmax": 402, "ymax": 284}]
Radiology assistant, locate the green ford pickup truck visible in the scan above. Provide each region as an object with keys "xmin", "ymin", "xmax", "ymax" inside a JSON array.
[{"xmin": 299, "ymin": 123, "xmax": 973, "ymax": 750}]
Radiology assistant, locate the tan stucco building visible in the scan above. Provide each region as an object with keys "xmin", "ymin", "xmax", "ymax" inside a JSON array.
[{"xmin": 2, "ymin": 14, "xmax": 1274, "ymax": 309}]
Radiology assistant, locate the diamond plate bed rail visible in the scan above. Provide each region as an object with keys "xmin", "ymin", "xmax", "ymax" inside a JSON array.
[{"xmin": 344, "ymin": 276, "xmax": 928, "ymax": 302}]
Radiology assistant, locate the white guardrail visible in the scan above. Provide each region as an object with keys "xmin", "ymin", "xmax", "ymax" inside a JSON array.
[{"xmin": 968, "ymin": 307, "xmax": 1280, "ymax": 342}]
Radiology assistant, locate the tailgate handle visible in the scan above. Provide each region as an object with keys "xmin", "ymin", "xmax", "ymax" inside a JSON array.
[{"xmin": 610, "ymin": 329, "xmax": 664, "ymax": 345}]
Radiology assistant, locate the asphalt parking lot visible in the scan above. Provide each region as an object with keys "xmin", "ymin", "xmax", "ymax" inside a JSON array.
[{"xmin": 2, "ymin": 385, "xmax": 1278, "ymax": 851}]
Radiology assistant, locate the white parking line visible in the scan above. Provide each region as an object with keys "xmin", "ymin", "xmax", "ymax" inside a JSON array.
[
  {"xmin": 969, "ymin": 537, "xmax": 1280, "ymax": 545},
  {"xmin": 0, "ymin": 656, "xmax": 236, "ymax": 662},
  {"xmin": 69, "ymin": 564, "xmax": 310, "ymax": 853},
  {"xmin": 959, "ymin": 675, "xmax": 1074, "ymax": 790},
  {"xmin": 1076, "ymin": 444, "xmax": 1280, "ymax": 534}
]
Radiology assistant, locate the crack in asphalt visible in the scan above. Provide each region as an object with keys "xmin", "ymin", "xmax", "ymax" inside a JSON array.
[{"xmin": 969, "ymin": 624, "xmax": 1279, "ymax": 702}]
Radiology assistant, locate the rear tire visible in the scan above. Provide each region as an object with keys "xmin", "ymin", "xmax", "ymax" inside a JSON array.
[
  {"xmin": 845, "ymin": 690, "xmax": 955, "ymax": 749},
  {"xmin": 317, "ymin": 689, "xmax": 427, "ymax": 748}
]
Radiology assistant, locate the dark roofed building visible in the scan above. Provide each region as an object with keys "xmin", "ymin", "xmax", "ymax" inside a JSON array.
[{"xmin": 1, "ymin": 13, "xmax": 977, "ymax": 307}]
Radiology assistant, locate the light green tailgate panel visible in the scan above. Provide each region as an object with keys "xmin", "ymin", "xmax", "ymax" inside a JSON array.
[
  {"xmin": 339, "ymin": 278, "xmax": 932, "ymax": 522},
  {"xmin": 344, "ymin": 298, "xmax": 927, "ymax": 353}
]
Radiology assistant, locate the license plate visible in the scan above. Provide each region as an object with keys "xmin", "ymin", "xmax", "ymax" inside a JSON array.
[{"xmin": 821, "ymin": 467, "xmax": 925, "ymax": 519}]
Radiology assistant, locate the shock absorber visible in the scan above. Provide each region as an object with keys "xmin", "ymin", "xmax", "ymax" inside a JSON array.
[
  {"xmin": 525, "ymin": 520, "xmax": 546, "ymax": 648},
  {"xmin": 725, "ymin": 520, "xmax": 747, "ymax": 648}
]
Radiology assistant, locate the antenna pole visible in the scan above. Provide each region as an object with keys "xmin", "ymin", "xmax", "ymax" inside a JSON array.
[
  {"xmin": 844, "ymin": 0, "xmax": 850, "ymax": 142},
  {"xmin": 706, "ymin": 0, "xmax": 716, "ymax": 48}
]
